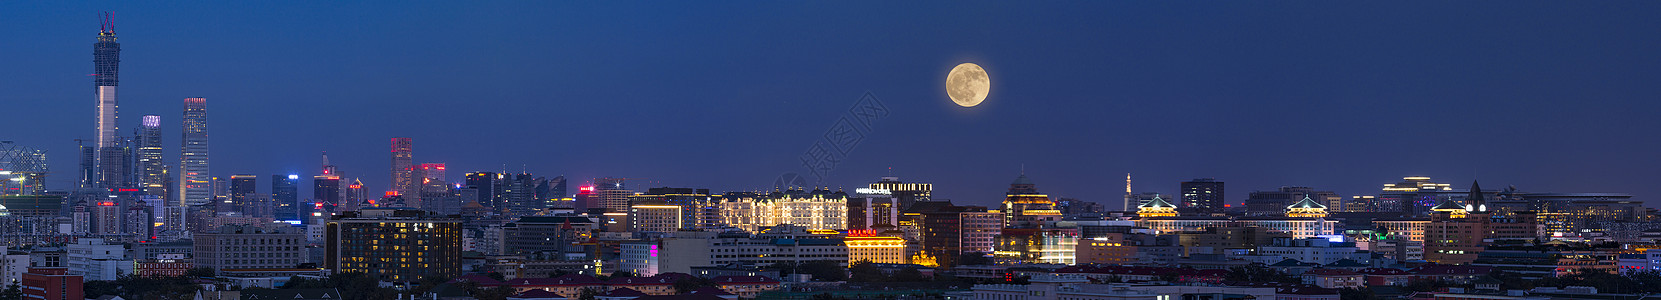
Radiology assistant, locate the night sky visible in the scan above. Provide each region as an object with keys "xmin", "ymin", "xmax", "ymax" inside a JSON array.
[{"xmin": 6, "ymin": 1, "xmax": 1661, "ymax": 209}]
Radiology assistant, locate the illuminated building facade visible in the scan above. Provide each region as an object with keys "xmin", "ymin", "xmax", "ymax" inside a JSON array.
[
  {"xmin": 227, "ymin": 175, "xmax": 256, "ymax": 214},
  {"xmin": 1002, "ymin": 174, "xmax": 1060, "ymax": 228},
  {"xmin": 179, "ymin": 98, "xmax": 210, "ymax": 208},
  {"xmin": 1136, "ymin": 196, "xmax": 1177, "ymax": 217},
  {"xmin": 1488, "ymin": 192, "xmax": 1642, "ymax": 238},
  {"xmin": 845, "ymin": 230, "xmax": 908, "ymax": 264},
  {"xmin": 1180, "ymin": 178, "xmax": 1225, "ymax": 210},
  {"xmin": 994, "ymin": 228, "xmax": 1078, "ymax": 265},
  {"xmin": 719, "ymin": 189, "xmax": 847, "ymax": 233},
  {"xmin": 1136, "ymin": 217, "xmax": 1338, "ymax": 239},
  {"xmin": 325, "ymin": 209, "xmax": 462, "ymax": 283},
  {"xmin": 464, "ymin": 172, "xmax": 502, "ymax": 210}
]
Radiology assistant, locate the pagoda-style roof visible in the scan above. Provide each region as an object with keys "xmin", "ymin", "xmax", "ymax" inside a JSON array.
[
  {"xmin": 1287, "ymin": 196, "xmax": 1327, "ymax": 209},
  {"xmin": 1140, "ymin": 196, "xmax": 1176, "ymax": 208}
]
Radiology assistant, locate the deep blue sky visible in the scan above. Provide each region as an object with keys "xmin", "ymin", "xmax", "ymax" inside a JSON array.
[{"xmin": 5, "ymin": 1, "xmax": 1661, "ymax": 209}]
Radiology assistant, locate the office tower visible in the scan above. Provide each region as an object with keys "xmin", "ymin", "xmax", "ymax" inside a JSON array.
[
  {"xmin": 193, "ymin": 224, "xmax": 305, "ymax": 273},
  {"xmin": 179, "ymin": 98, "xmax": 210, "ymax": 207},
  {"xmin": 389, "ymin": 137, "xmax": 413, "ymax": 196},
  {"xmin": 1245, "ymin": 186, "xmax": 1339, "ymax": 216},
  {"xmin": 867, "ymin": 176, "xmax": 932, "ymax": 209},
  {"xmin": 412, "ymin": 163, "xmax": 446, "ymax": 209},
  {"xmin": 227, "ymin": 175, "xmax": 256, "ymax": 213},
  {"xmin": 464, "ymin": 172, "xmax": 501, "ymax": 209},
  {"xmin": 1180, "ymin": 178, "xmax": 1224, "ymax": 210},
  {"xmin": 415, "ymin": 163, "xmax": 445, "ymax": 182},
  {"xmin": 272, "ymin": 174, "xmax": 299, "ymax": 221},
  {"xmin": 540, "ymin": 176, "xmax": 568, "ymax": 209},
  {"xmin": 1001, "ymin": 174, "xmax": 1059, "ymax": 228},
  {"xmin": 594, "ymin": 177, "xmax": 634, "ymax": 213},
  {"xmin": 314, "ymin": 175, "xmax": 341, "ymax": 213},
  {"xmin": 325, "ymin": 209, "xmax": 461, "ymax": 283},
  {"xmin": 136, "ymin": 115, "xmax": 166, "ymax": 197},
  {"xmin": 718, "ymin": 189, "xmax": 848, "ymax": 233},
  {"xmin": 503, "ymin": 173, "xmax": 538, "ymax": 216}
]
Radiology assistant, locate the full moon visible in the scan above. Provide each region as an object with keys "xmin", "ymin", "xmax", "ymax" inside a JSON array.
[{"xmin": 946, "ymin": 63, "xmax": 991, "ymax": 107}]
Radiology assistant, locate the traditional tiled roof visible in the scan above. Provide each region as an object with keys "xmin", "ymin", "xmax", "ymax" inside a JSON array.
[{"xmin": 509, "ymin": 290, "xmax": 562, "ymax": 299}]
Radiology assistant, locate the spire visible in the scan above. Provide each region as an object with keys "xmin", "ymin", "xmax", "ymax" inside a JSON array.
[{"xmin": 1466, "ymin": 180, "xmax": 1487, "ymax": 212}]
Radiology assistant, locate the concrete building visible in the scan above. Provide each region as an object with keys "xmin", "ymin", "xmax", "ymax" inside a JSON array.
[
  {"xmin": 1424, "ymin": 181, "xmax": 1539, "ymax": 264},
  {"xmin": 844, "ymin": 231, "xmax": 907, "ymax": 264},
  {"xmin": 193, "ymin": 224, "xmax": 306, "ymax": 273},
  {"xmin": 22, "ymin": 267, "xmax": 81, "ymax": 300},
  {"xmin": 1257, "ymin": 237, "xmax": 1362, "ymax": 265},
  {"xmin": 67, "ymin": 239, "xmax": 130, "ymax": 281},
  {"xmin": 1001, "ymin": 175, "xmax": 1061, "ymax": 228}
]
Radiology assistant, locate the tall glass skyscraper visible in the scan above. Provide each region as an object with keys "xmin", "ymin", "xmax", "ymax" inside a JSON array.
[
  {"xmin": 180, "ymin": 98, "xmax": 210, "ymax": 207},
  {"xmin": 137, "ymin": 115, "xmax": 166, "ymax": 196},
  {"xmin": 94, "ymin": 13, "xmax": 125, "ymax": 189},
  {"xmin": 390, "ymin": 137, "xmax": 413, "ymax": 196},
  {"xmin": 273, "ymin": 174, "xmax": 299, "ymax": 221}
]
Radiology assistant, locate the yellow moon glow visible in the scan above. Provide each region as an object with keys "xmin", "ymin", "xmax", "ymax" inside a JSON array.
[{"xmin": 946, "ymin": 63, "xmax": 991, "ymax": 107}]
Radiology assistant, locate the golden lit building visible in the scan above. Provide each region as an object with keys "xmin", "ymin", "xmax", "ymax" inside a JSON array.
[
  {"xmin": 1137, "ymin": 196, "xmax": 1178, "ymax": 217},
  {"xmin": 1076, "ymin": 233, "xmax": 1138, "ymax": 265},
  {"xmin": 719, "ymin": 189, "xmax": 847, "ymax": 233},
  {"xmin": 1002, "ymin": 175, "xmax": 1061, "ymax": 228},
  {"xmin": 845, "ymin": 230, "xmax": 908, "ymax": 264},
  {"xmin": 1286, "ymin": 196, "xmax": 1329, "ymax": 218},
  {"xmin": 994, "ymin": 228, "xmax": 1078, "ymax": 265}
]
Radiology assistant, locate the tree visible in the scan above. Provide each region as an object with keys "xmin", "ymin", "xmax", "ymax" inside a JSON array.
[
  {"xmin": 609, "ymin": 271, "xmax": 637, "ymax": 278},
  {"xmin": 1225, "ymin": 265, "xmax": 1300, "ymax": 284},
  {"xmin": 848, "ymin": 261, "xmax": 886, "ymax": 282},
  {"xmin": 186, "ymin": 267, "xmax": 216, "ymax": 278},
  {"xmin": 485, "ymin": 272, "xmax": 506, "ymax": 282},
  {"xmin": 894, "ymin": 268, "xmax": 926, "ymax": 282},
  {"xmin": 1339, "ymin": 287, "xmax": 1374, "ymax": 300},
  {"xmin": 0, "ymin": 282, "xmax": 21, "ymax": 300}
]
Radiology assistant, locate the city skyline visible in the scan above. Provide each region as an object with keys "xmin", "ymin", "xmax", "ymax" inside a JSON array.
[{"xmin": 6, "ymin": 2, "xmax": 1661, "ymax": 209}]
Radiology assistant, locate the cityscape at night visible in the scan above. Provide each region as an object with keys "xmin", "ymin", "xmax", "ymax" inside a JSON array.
[{"xmin": 4, "ymin": 2, "xmax": 1661, "ymax": 300}]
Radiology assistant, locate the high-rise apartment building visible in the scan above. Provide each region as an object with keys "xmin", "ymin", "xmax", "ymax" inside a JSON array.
[
  {"xmin": 325, "ymin": 209, "xmax": 462, "ymax": 283},
  {"xmin": 179, "ymin": 98, "xmax": 210, "ymax": 207},
  {"xmin": 272, "ymin": 174, "xmax": 299, "ymax": 221},
  {"xmin": 1180, "ymin": 178, "xmax": 1224, "ymax": 210},
  {"xmin": 389, "ymin": 138, "xmax": 413, "ymax": 196}
]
